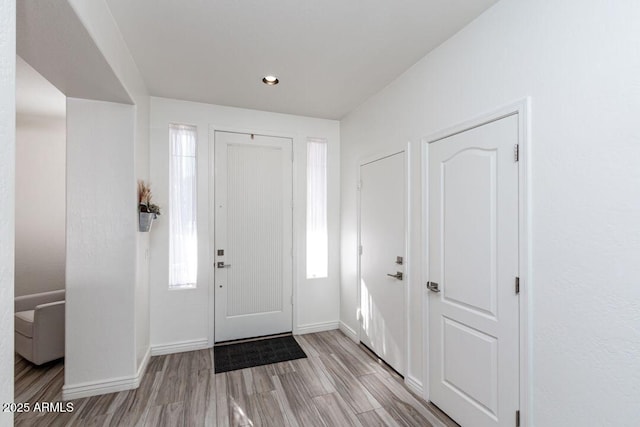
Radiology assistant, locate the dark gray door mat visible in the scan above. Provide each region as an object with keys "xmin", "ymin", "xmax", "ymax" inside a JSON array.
[{"xmin": 214, "ymin": 335, "xmax": 307, "ymax": 373}]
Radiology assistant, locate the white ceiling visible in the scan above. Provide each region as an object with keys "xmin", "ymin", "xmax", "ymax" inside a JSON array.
[
  {"xmin": 16, "ymin": 56, "xmax": 66, "ymax": 118},
  {"xmin": 106, "ymin": 0, "xmax": 497, "ymax": 119}
]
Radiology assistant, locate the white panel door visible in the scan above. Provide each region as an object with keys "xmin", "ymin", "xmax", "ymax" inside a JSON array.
[
  {"xmin": 214, "ymin": 131, "xmax": 293, "ymax": 342},
  {"xmin": 428, "ymin": 115, "xmax": 519, "ymax": 427},
  {"xmin": 360, "ymin": 152, "xmax": 406, "ymax": 375}
]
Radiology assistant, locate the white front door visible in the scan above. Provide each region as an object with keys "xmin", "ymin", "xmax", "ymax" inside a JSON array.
[
  {"xmin": 428, "ymin": 115, "xmax": 520, "ymax": 427},
  {"xmin": 359, "ymin": 151, "xmax": 406, "ymax": 375},
  {"xmin": 214, "ymin": 131, "xmax": 293, "ymax": 342}
]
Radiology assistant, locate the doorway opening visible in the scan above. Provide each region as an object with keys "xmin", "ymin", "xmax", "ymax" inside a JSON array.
[{"xmin": 14, "ymin": 55, "xmax": 67, "ymax": 408}]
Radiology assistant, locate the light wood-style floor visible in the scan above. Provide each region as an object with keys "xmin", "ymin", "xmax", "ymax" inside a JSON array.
[{"xmin": 14, "ymin": 330, "xmax": 458, "ymax": 426}]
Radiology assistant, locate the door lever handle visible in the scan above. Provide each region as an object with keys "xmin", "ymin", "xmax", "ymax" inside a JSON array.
[
  {"xmin": 217, "ymin": 262, "xmax": 231, "ymax": 268},
  {"xmin": 387, "ymin": 272, "xmax": 403, "ymax": 280},
  {"xmin": 426, "ymin": 281, "xmax": 440, "ymax": 292}
]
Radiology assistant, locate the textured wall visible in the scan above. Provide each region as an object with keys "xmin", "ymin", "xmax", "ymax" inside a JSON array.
[
  {"xmin": 0, "ymin": 1, "xmax": 15, "ymax": 425},
  {"xmin": 340, "ymin": 0, "xmax": 640, "ymax": 425},
  {"xmin": 65, "ymin": 98, "xmax": 137, "ymax": 391},
  {"xmin": 65, "ymin": 0, "xmax": 151, "ymax": 373}
]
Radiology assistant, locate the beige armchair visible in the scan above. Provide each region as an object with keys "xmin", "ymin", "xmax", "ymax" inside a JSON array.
[{"xmin": 15, "ymin": 290, "xmax": 65, "ymax": 365}]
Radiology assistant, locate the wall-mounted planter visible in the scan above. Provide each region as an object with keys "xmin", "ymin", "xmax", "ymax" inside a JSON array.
[{"xmin": 139, "ymin": 212, "xmax": 157, "ymax": 232}]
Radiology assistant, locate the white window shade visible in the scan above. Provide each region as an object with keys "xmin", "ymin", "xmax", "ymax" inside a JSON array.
[
  {"xmin": 306, "ymin": 138, "xmax": 328, "ymax": 279},
  {"xmin": 169, "ymin": 124, "xmax": 198, "ymax": 288}
]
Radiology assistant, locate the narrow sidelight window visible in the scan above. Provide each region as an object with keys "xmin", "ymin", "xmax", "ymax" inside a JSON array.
[
  {"xmin": 306, "ymin": 138, "xmax": 328, "ymax": 279},
  {"xmin": 169, "ymin": 124, "xmax": 198, "ymax": 288}
]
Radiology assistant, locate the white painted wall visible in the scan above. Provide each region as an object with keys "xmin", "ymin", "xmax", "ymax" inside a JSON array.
[
  {"xmin": 133, "ymin": 103, "xmax": 150, "ymax": 371},
  {"xmin": 150, "ymin": 97, "xmax": 340, "ymax": 350},
  {"xmin": 340, "ymin": 0, "xmax": 640, "ymax": 425},
  {"xmin": 0, "ymin": 1, "xmax": 16, "ymax": 424},
  {"xmin": 134, "ymin": 99, "xmax": 151, "ymax": 369},
  {"xmin": 66, "ymin": 0, "xmax": 151, "ymax": 373},
  {"xmin": 15, "ymin": 114, "xmax": 66, "ymax": 297},
  {"xmin": 65, "ymin": 98, "xmax": 137, "ymax": 394}
]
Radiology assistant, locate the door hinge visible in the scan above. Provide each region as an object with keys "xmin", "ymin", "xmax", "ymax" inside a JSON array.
[
  {"xmin": 514, "ymin": 144, "xmax": 520, "ymax": 162},
  {"xmin": 359, "ymin": 245, "xmax": 363, "ymax": 255},
  {"xmin": 357, "ymin": 180, "xmax": 362, "ymax": 190},
  {"xmin": 515, "ymin": 277, "xmax": 520, "ymax": 294},
  {"xmin": 516, "ymin": 410, "xmax": 520, "ymax": 427}
]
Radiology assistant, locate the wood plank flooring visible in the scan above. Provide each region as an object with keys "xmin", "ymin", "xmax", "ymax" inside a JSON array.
[{"xmin": 14, "ymin": 330, "xmax": 458, "ymax": 426}]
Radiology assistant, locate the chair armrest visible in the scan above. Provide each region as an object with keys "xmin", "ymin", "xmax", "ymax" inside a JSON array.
[
  {"xmin": 34, "ymin": 301, "xmax": 65, "ymax": 327},
  {"xmin": 32, "ymin": 301, "xmax": 65, "ymax": 365},
  {"xmin": 15, "ymin": 290, "xmax": 65, "ymax": 312}
]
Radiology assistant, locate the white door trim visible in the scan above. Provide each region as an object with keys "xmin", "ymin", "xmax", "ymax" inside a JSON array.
[
  {"xmin": 207, "ymin": 125, "xmax": 299, "ymax": 347},
  {"xmin": 421, "ymin": 98, "xmax": 531, "ymax": 426},
  {"xmin": 356, "ymin": 144, "xmax": 412, "ymax": 380}
]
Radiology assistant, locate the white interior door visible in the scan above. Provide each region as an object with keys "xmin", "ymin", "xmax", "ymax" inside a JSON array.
[
  {"xmin": 214, "ymin": 131, "xmax": 293, "ymax": 342},
  {"xmin": 428, "ymin": 115, "xmax": 519, "ymax": 427},
  {"xmin": 359, "ymin": 151, "xmax": 406, "ymax": 375}
]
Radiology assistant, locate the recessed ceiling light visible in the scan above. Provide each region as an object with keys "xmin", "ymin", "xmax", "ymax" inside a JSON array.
[{"xmin": 262, "ymin": 75, "xmax": 279, "ymax": 86}]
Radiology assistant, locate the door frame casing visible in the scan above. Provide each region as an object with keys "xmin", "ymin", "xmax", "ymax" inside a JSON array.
[
  {"xmin": 208, "ymin": 125, "xmax": 298, "ymax": 346},
  {"xmin": 421, "ymin": 98, "xmax": 531, "ymax": 426},
  {"xmin": 356, "ymin": 143, "xmax": 412, "ymax": 379}
]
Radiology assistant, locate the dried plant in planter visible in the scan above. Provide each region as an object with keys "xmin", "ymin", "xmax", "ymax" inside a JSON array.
[{"xmin": 138, "ymin": 180, "xmax": 161, "ymax": 217}]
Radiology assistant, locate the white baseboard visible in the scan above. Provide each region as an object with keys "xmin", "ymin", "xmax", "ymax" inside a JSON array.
[
  {"xmin": 151, "ymin": 338, "xmax": 209, "ymax": 356},
  {"xmin": 295, "ymin": 321, "xmax": 339, "ymax": 335},
  {"xmin": 63, "ymin": 377, "xmax": 138, "ymax": 400},
  {"xmin": 405, "ymin": 375, "xmax": 424, "ymax": 396},
  {"xmin": 62, "ymin": 346, "xmax": 151, "ymax": 400},
  {"xmin": 339, "ymin": 321, "xmax": 358, "ymax": 342},
  {"xmin": 136, "ymin": 346, "xmax": 151, "ymax": 379}
]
